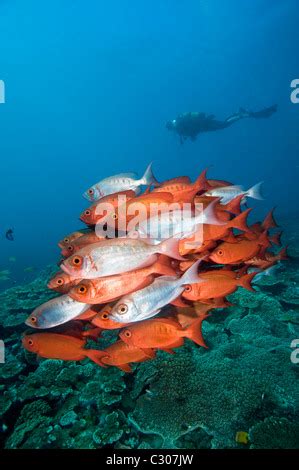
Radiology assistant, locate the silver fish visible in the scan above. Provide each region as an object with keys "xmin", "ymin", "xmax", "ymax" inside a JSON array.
[
  {"xmin": 83, "ymin": 163, "xmax": 158, "ymax": 201},
  {"xmin": 205, "ymin": 182, "xmax": 263, "ymax": 204},
  {"xmin": 134, "ymin": 200, "xmax": 224, "ymax": 241},
  {"xmin": 25, "ymin": 294, "xmax": 90, "ymax": 329},
  {"xmin": 110, "ymin": 260, "xmax": 202, "ymax": 323},
  {"xmin": 61, "ymin": 237, "xmax": 184, "ymax": 279}
]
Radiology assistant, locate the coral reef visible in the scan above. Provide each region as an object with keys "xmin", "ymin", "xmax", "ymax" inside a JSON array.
[{"xmin": 0, "ymin": 228, "xmax": 298, "ymax": 449}]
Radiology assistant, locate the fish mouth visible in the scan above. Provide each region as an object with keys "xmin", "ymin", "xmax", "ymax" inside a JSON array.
[{"xmin": 60, "ymin": 262, "xmax": 73, "ymax": 276}]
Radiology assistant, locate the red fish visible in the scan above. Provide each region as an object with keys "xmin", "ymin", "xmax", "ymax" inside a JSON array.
[
  {"xmin": 47, "ymin": 271, "xmax": 81, "ymax": 293},
  {"xmin": 245, "ymin": 247, "xmax": 288, "ymax": 270},
  {"xmin": 91, "ymin": 305, "xmax": 130, "ymax": 329},
  {"xmin": 120, "ymin": 316, "xmax": 208, "ymax": 352},
  {"xmin": 99, "ymin": 340, "xmax": 154, "ymax": 372},
  {"xmin": 68, "ymin": 258, "xmax": 176, "ymax": 304},
  {"xmin": 80, "ymin": 190, "xmax": 136, "ymax": 225},
  {"xmin": 58, "ymin": 229, "xmax": 92, "ymax": 249},
  {"xmin": 182, "ymin": 269, "xmax": 256, "ymax": 301},
  {"xmin": 61, "ymin": 232, "xmax": 105, "ymax": 257},
  {"xmin": 209, "ymin": 231, "xmax": 270, "ymax": 264},
  {"xmin": 22, "ymin": 333, "xmax": 105, "ymax": 366}
]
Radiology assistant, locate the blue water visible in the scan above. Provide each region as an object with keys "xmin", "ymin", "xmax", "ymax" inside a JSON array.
[{"xmin": 0, "ymin": 0, "xmax": 298, "ymax": 288}]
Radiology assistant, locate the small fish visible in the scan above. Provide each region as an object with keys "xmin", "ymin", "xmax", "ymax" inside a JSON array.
[
  {"xmin": 69, "ymin": 258, "xmax": 176, "ymax": 304},
  {"xmin": 91, "ymin": 305, "xmax": 130, "ymax": 329},
  {"xmin": 47, "ymin": 271, "xmax": 81, "ymax": 293},
  {"xmin": 209, "ymin": 231, "xmax": 269, "ymax": 264},
  {"xmin": 5, "ymin": 229, "xmax": 14, "ymax": 241},
  {"xmin": 0, "ymin": 269, "xmax": 10, "ymax": 282},
  {"xmin": 103, "ymin": 191, "xmax": 175, "ymax": 232},
  {"xmin": 175, "ymin": 303, "xmax": 214, "ymax": 328},
  {"xmin": 25, "ymin": 294, "xmax": 91, "ymax": 329},
  {"xmin": 205, "ymin": 182, "xmax": 263, "ymax": 204},
  {"xmin": 58, "ymin": 229, "xmax": 92, "ymax": 249},
  {"xmin": 245, "ymin": 246, "xmax": 288, "ymax": 270},
  {"xmin": 61, "ymin": 236, "xmax": 184, "ymax": 279},
  {"xmin": 22, "ymin": 333, "xmax": 106, "ymax": 366},
  {"xmin": 60, "ymin": 232, "xmax": 105, "ymax": 258},
  {"xmin": 110, "ymin": 260, "xmax": 202, "ymax": 323},
  {"xmin": 152, "ymin": 168, "xmax": 211, "ymax": 202},
  {"xmin": 119, "ymin": 316, "xmax": 208, "ymax": 351},
  {"xmin": 80, "ymin": 190, "xmax": 136, "ymax": 225},
  {"xmin": 182, "ymin": 270, "xmax": 256, "ymax": 301},
  {"xmin": 84, "ymin": 163, "xmax": 159, "ymax": 201},
  {"xmin": 99, "ymin": 340, "xmax": 154, "ymax": 372},
  {"xmin": 24, "ymin": 266, "xmax": 35, "ymax": 273},
  {"xmin": 134, "ymin": 200, "xmax": 224, "ymax": 242}
]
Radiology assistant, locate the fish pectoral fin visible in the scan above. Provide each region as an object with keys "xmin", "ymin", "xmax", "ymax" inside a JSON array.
[
  {"xmin": 118, "ymin": 364, "xmax": 133, "ymax": 373},
  {"xmin": 170, "ymin": 297, "xmax": 190, "ymax": 308},
  {"xmin": 160, "ymin": 348, "xmax": 176, "ymax": 354},
  {"xmin": 163, "ymin": 338, "xmax": 184, "ymax": 349},
  {"xmin": 141, "ymin": 348, "xmax": 156, "ymax": 359}
]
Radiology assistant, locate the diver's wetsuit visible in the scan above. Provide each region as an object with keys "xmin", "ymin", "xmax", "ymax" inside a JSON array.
[{"xmin": 166, "ymin": 105, "xmax": 277, "ymax": 143}]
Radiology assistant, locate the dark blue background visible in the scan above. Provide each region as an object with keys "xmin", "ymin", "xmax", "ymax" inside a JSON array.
[{"xmin": 0, "ymin": 0, "xmax": 298, "ymax": 287}]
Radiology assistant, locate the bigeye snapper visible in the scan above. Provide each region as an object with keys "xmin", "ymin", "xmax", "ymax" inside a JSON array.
[
  {"xmin": 61, "ymin": 237, "xmax": 185, "ymax": 279},
  {"xmin": 25, "ymin": 294, "xmax": 91, "ymax": 329},
  {"xmin": 134, "ymin": 200, "xmax": 224, "ymax": 241},
  {"xmin": 83, "ymin": 162, "xmax": 159, "ymax": 201},
  {"xmin": 204, "ymin": 182, "xmax": 263, "ymax": 204},
  {"xmin": 110, "ymin": 259, "xmax": 202, "ymax": 323}
]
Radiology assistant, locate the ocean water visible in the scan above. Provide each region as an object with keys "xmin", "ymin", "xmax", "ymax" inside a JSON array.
[{"xmin": 0, "ymin": 0, "xmax": 298, "ymax": 451}]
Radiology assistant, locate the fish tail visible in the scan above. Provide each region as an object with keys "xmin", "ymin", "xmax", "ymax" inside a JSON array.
[
  {"xmin": 237, "ymin": 272, "xmax": 256, "ymax": 291},
  {"xmin": 194, "ymin": 167, "xmax": 213, "ymax": 192},
  {"xmin": 82, "ymin": 327, "xmax": 102, "ymax": 340},
  {"xmin": 229, "ymin": 208, "xmax": 252, "ymax": 232},
  {"xmin": 141, "ymin": 162, "xmax": 159, "ymax": 187},
  {"xmin": 277, "ymin": 246, "xmax": 288, "ymax": 261},
  {"xmin": 246, "ymin": 182, "xmax": 264, "ymax": 200},
  {"xmin": 262, "ymin": 207, "xmax": 279, "ymax": 230},
  {"xmin": 184, "ymin": 316, "xmax": 209, "ymax": 348},
  {"xmin": 221, "ymin": 194, "xmax": 243, "ymax": 215},
  {"xmin": 269, "ymin": 231, "xmax": 282, "ymax": 246},
  {"xmin": 84, "ymin": 349, "xmax": 107, "ymax": 367},
  {"xmin": 180, "ymin": 259, "xmax": 202, "ymax": 285},
  {"xmin": 157, "ymin": 237, "xmax": 186, "ymax": 261},
  {"xmin": 201, "ymin": 199, "xmax": 227, "ymax": 226}
]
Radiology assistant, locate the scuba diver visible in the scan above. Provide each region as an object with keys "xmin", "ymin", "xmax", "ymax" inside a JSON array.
[
  {"xmin": 166, "ymin": 104, "xmax": 277, "ymax": 143},
  {"xmin": 5, "ymin": 228, "xmax": 14, "ymax": 241}
]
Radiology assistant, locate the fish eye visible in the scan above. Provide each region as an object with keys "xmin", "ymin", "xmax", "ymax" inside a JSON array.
[
  {"xmin": 64, "ymin": 238, "xmax": 69, "ymax": 243},
  {"xmin": 78, "ymin": 285, "xmax": 87, "ymax": 294},
  {"xmin": 28, "ymin": 339, "xmax": 34, "ymax": 346},
  {"xmin": 67, "ymin": 245, "xmax": 74, "ymax": 252},
  {"xmin": 88, "ymin": 189, "xmax": 94, "ymax": 195},
  {"xmin": 217, "ymin": 249, "xmax": 224, "ymax": 256},
  {"xmin": 72, "ymin": 256, "xmax": 83, "ymax": 267},
  {"xmin": 112, "ymin": 213, "xmax": 118, "ymax": 220},
  {"xmin": 184, "ymin": 284, "xmax": 192, "ymax": 293},
  {"xmin": 85, "ymin": 210, "xmax": 91, "ymax": 216},
  {"xmin": 124, "ymin": 330, "xmax": 131, "ymax": 338},
  {"xmin": 30, "ymin": 316, "xmax": 37, "ymax": 324},
  {"xmin": 117, "ymin": 304, "xmax": 128, "ymax": 315},
  {"xmin": 56, "ymin": 278, "xmax": 64, "ymax": 285},
  {"xmin": 101, "ymin": 312, "xmax": 109, "ymax": 320}
]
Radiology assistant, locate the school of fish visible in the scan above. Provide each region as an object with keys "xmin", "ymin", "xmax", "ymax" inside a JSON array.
[{"xmin": 23, "ymin": 163, "xmax": 287, "ymax": 373}]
